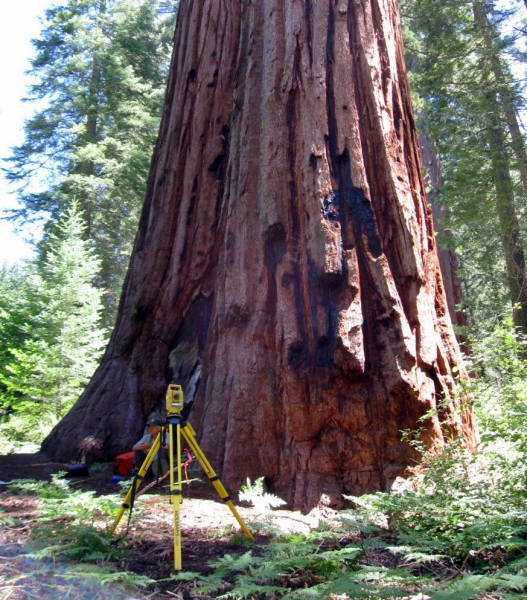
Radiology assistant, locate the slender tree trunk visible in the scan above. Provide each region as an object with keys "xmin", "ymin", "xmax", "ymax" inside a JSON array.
[
  {"xmin": 78, "ymin": 58, "xmax": 101, "ymax": 237},
  {"xmin": 473, "ymin": 0, "xmax": 527, "ymax": 200},
  {"xmin": 43, "ymin": 0, "xmax": 475, "ymax": 511},
  {"xmin": 418, "ymin": 127, "xmax": 468, "ymax": 351},
  {"xmin": 77, "ymin": 0, "xmax": 106, "ymax": 237},
  {"xmin": 487, "ymin": 97, "xmax": 527, "ymax": 332},
  {"xmin": 473, "ymin": 1, "xmax": 527, "ymax": 334}
]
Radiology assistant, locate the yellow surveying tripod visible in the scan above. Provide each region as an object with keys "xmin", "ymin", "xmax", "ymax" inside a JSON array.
[{"xmin": 110, "ymin": 384, "xmax": 254, "ymax": 570}]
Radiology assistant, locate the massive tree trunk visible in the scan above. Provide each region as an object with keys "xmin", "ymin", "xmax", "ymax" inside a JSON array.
[{"xmin": 43, "ymin": 0, "xmax": 475, "ymax": 511}]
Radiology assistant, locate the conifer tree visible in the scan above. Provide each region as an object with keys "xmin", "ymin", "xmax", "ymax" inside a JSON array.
[
  {"xmin": 5, "ymin": 0, "xmax": 177, "ymax": 320},
  {"xmin": 43, "ymin": 0, "xmax": 476, "ymax": 509},
  {"xmin": 0, "ymin": 264, "xmax": 36, "ymax": 415},
  {"xmin": 400, "ymin": 0, "xmax": 527, "ymax": 334},
  {"xmin": 0, "ymin": 203, "xmax": 107, "ymax": 441}
]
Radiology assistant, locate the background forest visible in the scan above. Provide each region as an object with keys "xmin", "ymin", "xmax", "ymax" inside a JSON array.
[
  {"xmin": 0, "ymin": 0, "xmax": 177, "ymax": 448},
  {"xmin": 2, "ymin": 0, "xmax": 527, "ymax": 597},
  {"xmin": 0, "ymin": 0, "xmax": 525, "ymax": 458},
  {"xmin": 0, "ymin": 0, "xmax": 525, "ymax": 463},
  {"xmin": 2, "ymin": 0, "xmax": 527, "ymax": 448}
]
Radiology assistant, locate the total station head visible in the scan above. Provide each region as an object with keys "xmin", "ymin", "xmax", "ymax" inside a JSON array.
[{"xmin": 166, "ymin": 384, "xmax": 184, "ymax": 415}]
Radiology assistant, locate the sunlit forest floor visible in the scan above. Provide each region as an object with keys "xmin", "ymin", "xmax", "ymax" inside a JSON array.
[
  {"xmin": 0, "ymin": 451, "xmax": 522, "ymax": 599},
  {"xmin": 0, "ymin": 455, "xmax": 351, "ymax": 599}
]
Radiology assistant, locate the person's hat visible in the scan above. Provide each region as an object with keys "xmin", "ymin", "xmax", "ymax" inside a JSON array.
[{"xmin": 146, "ymin": 418, "xmax": 164, "ymax": 427}]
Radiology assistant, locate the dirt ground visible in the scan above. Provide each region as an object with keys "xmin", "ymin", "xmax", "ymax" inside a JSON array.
[{"xmin": 0, "ymin": 453, "xmax": 350, "ymax": 599}]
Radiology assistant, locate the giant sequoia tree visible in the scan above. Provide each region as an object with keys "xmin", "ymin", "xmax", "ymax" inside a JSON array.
[{"xmin": 43, "ymin": 0, "xmax": 475, "ymax": 510}]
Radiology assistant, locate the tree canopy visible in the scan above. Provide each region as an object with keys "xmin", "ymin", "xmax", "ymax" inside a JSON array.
[
  {"xmin": 401, "ymin": 0, "xmax": 527, "ymax": 335},
  {"xmin": 4, "ymin": 0, "xmax": 177, "ymax": 319},
  {"xmin": 0, "ymin": 203, "xmax": 107, "ymax": 445},
  {"xmin": 1, "ymin": 0, "xmax": 177, "ymax": 447}
]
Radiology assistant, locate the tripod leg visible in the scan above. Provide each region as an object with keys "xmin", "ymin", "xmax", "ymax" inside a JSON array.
[
  {"xmin": 110, "ymin": 433, "xmax": 161, "ymax": 534},
  {"xmin": 169, "ymin": 422, "xmax": 184, "ymax": 570},
  {"xmin": 181, "ymin": 423, "xmax": 254, "ymax": 542}
]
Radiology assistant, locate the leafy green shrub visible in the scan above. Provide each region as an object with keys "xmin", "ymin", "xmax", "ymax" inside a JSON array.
[
  {"xmin": 469, "ymin": 321, "xmax": 527, "ymax": 498},
  {"xmin": 355, "ymin": 441, "xmax": 527, "ymax": 557}
]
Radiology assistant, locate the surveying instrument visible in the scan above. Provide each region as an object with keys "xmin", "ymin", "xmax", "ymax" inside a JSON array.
[{"xmin": 110, "ymin": 384, "xmax": 254, "ymax": 570}]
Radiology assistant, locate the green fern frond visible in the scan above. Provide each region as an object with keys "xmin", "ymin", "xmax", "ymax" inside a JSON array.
[
  {"xmin": 498, "ymin": 573, "xmax": 527, "ymax": 591},
  {"xmin": 331, "ymin": 564, "xmax": 432, "ymax": 599},
  {"xmin": 431, "ymin": 591, "xmax": 479, "ymax": 600},
  {"xmin": 30, "ymin": 543, "xmax": 74, "ymax": 558},
  {"xmin": 62, "ymin": 566, "xmax": 155, "ymax": 588},
  {"xmin": 269, "ymin": 541, "xmax": 318, "ymax": 558},
  {"xmin": 287, "ymin": 585, "xmax": 334, "ymax": 598},
  {"xmin": 315, "ymin": 546, "xmax": 363, "ymax": 563},
  {"xmin": 401, "ymin": 550, "xmax": 448, "ymax": 564},
  {"xmin": 209, "ymin": 550, "xmax": 262, "ymax": 574},
  {"xmin": 240, "ymin": 476, "xmax": 265, "ymax": 496},
  {"xmin": 431, "ymin": 574, "xmax": 497, "ymax": 599},
  {"xmin": 502, "ymin": 555, "xmax": 527, "ymax": 572},
  {"xmin": 82, "ymin": 551, "xmax": 108, "ymax": 561},
  {"xmin": 330, "ymin": 577, "xmax": 383, "ymax": 596},
  {"xmin": 166, "ymin": 571, "xmax": 203, "ymax": 581},
  {"xmin": 246, "ymin": 561, "xmax": 283, "ymax": 582},
  {"xmin": 270, "ymin": 555, "xmax": 314, "ymax": 572},
  {"xmin": 217, "ymin": 581, "xmax": 283, "ymax": 599},
  {"xmin": 239, "ymin": 477, "xmax": 287, "ymax": 510}
]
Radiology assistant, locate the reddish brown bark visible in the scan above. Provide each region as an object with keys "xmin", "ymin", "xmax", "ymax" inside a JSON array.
[{"xmin": 43, "ymin": 0, "xmax": 475, "ymax": 511}]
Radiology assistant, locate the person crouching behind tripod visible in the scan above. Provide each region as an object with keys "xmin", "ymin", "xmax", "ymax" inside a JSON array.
[{"xmin": 133, "ymin": 419, "xmax": 169, "ymax": 478}]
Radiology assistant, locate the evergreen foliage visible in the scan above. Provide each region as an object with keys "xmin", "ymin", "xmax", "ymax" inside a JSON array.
[
  {"xmin": 3, "ymin": 323, "xmax": 527, "ymax": 597},
  {"xmin": 400, "ymin": 0, "xmax": 527, "ymax": 333},
  {"xmin": 1, "ymin": 476, "xmax": 154, "ymax": 596},
  {"xmin": 0, "ymin": 203, "xmax": 108, "ymax": 445},
  {"xmin": 4, "ymin": 0, "xmax": 177, "ymax": 318},
  {"xmin": 0, "ymin": 264, "xmax": 37, "ymax": 412},
  {"xmin": 3, "ymin": 1, "xmax": 527, "ymax": 597}
]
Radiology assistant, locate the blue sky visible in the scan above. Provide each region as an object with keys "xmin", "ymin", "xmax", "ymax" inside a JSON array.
[{"xmin": 0, "ymin": 0, "xmax": 57, "ymax": 265}]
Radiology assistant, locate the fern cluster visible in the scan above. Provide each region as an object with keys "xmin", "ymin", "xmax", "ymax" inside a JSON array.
[
  {"xmin": 168, "ymin": 431, "xmax": 527, "ymax": 600},
  {"xmin": 5, "ymin": 326, "xmax": 527, "ymax": 598},
  {"xmin": 349, "ymin": 438, "xmax": 527, "ymax": 599},
  {"xmin": 2, "ymin": 475, "xmax": 157, "ymax": 597},
  {"xmin": 7, "ymin": 475, "xmax": 124, "ymax": 562}
]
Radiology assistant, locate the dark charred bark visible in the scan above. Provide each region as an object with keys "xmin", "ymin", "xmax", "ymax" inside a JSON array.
[{"xmin": 43, "ymin": 0, "xmax": 476, "ymax": 511}]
